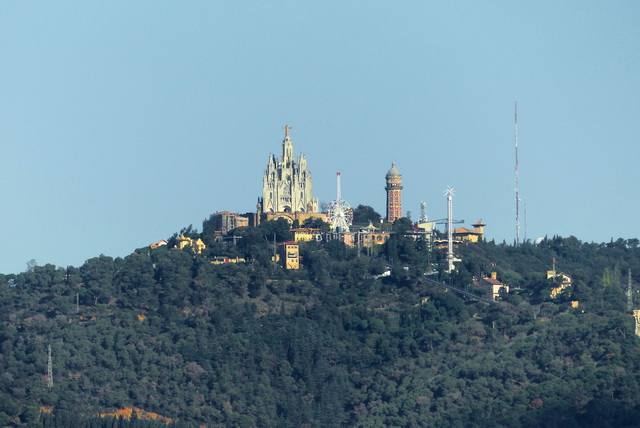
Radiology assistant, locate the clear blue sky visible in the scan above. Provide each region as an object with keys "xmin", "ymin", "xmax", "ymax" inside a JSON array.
[{"xmin": 1, "ymin": 2, "xmax": 639, "ymax": 274}]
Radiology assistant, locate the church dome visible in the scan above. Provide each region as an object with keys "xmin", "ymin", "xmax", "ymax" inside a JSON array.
[{"xmin": 386, "ymin": 162, "xmax": 401, "ymax": 179}]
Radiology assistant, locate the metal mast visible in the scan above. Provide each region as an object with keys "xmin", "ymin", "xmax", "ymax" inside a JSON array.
[
  {"xmin": 445, "ymin": 187, "xmax": 455, "ymax": 273},
  {"xmin": 524, "ymin": 199, "xmax": 527, "ymax": 243},
  {"xmin": 47, "ymin": 344, "xmax": 53, "ymax": 388},
  {"xmin": 419, "ymin": 201, "xmax": 428, "ymax": 224},
  {"xmin": 515, "ymin": 102, "xmax": 520, "ymax": 246},
  {"xmin": 628, "ymin": 269, "xmax": 633, "ymax": 312}
]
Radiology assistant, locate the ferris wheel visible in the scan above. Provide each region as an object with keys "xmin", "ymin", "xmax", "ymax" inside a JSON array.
[{"xmin": 328, "ymin": 172, "xmax": 353, "ymax": 233}]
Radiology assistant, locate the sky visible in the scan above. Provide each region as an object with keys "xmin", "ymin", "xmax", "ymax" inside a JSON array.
[{"xmin": 1, "ymin": 2, "xmax": 639, "ymax": 274}]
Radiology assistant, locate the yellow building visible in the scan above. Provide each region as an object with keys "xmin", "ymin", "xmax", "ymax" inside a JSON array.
[
  {"xmin": 291, "ymin": 225, "xmax": 389, "ymax": 248},
  {"xmin": 480, "ymin": 272, "xmax": 509, "ymax": 301},
  {"xmin": 176, "ymin": 235, "xmax": 206, "ymax": 254},
  {"xmin": 329, "ymin": 224, "xmax": 391, "ymax": 248},
  {"xmin": 358, "ymin": 226, "xmax": 391, "ymax": 247},
  {"xmin": 349, "ymin": 222, "xmax": 391, "ymax": 247},
  {"xmin": 452, "ymin": 220, "xmax": 486, "ymax": 243},
  {"xmin": 341, "ymin": 233, "xmax": 356, "ymax": 247},
  {"xmin": 291, "ymin": 228, "xmax": 322, "ymax": 242},
  {"xmin": 547, "ymin": 270, "xmax": 572, "ymax": 298},
  {"xmin": 211, "ymin": 256, "xmax": 246, "ymax": 265},
  {"xmin": 279, "ymin": 242, "xmax": 300, "ymax": 269},
  {"xmin": 265, "ymin": 211, "xmax": 325, "ymax": 225}
]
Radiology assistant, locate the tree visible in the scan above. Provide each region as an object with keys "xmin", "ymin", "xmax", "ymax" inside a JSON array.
[
  {"xmin": 80, "ymin": 255, "xmax": 116, "ymax": 306},
  {"xmin": 392, "ymin": 217, "xmax": 413, "ymax": 233},
  {"xmin": 5, "ymin": 230, "xmax": 640, "ymax": 427},
  {"xmin": 352, "ymin": 205, "xmax": 382, "ymax": 225},
  {"xmin": 302, "ymin": 217, "xmax": 328, "ymax": 231},
  {"xmin": 259, "ymin": 218, "xmax": 293, "ymax": 242}
]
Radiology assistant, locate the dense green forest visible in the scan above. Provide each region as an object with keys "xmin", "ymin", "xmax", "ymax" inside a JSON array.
[{"xmin": 2, "ymin": 220, "xmax": 640, "ymax": 427}]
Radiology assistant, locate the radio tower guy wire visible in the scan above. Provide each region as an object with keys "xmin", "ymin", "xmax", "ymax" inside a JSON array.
[{"xmin": 514, "ymin": 102, "xmax": 520, "ymax": 246}]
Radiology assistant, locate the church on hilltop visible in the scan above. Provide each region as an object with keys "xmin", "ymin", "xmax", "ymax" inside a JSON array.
[{"xmin": 257, "ymin": 126, "xmax": 323, "ymax": 224}]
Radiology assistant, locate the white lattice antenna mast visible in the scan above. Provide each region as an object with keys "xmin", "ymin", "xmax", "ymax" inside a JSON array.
[
  {"xmin": 47, "ymin": 344, "xmax": 53, "ymax": 388},
  {"xmin": 628, "ymin": 269, "xmax": 633, "ymax": 312},
  {"xmin": 445, "ymin": 187, "xmax": 455, "ymax": 273},
  {"xmin": 419, "ymin": 201, "xmax": 428, "ymax": 223},
  {"xmin": 515, "ymin": 102, "xmax": 520, "ymax": 246}
]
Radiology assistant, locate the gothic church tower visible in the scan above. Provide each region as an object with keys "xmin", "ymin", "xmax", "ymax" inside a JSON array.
[
  {"xmin": 385, "ymin": 162, "xmax": 403, "ymax": 222},
  {"xmin": 261, "ymin": 126, "xmax": 318, "ymax": 216}
]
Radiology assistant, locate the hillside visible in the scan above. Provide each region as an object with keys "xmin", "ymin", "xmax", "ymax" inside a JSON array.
[{"xmin": 1, "ymin": 231, "xmax": 640, "ymax": 427}]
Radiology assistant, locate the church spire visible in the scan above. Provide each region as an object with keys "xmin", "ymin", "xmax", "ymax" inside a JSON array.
[
  {"xmin": 262, "ymin": 126, "xmax": 318, "ymax": 216},
  {"xmin": 282, "ymin": 125, "xmax": 294, "ymax": 165}
]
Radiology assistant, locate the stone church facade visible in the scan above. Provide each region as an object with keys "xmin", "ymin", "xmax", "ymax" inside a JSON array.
[{"xmin": 258, "ymin": 127, "xmax": 321, "ymax": 224}]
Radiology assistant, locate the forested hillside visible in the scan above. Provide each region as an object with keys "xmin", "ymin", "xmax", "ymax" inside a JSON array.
[{"xmin": 2, "ymin": 228, "xmax": 640, "ymax": 427}]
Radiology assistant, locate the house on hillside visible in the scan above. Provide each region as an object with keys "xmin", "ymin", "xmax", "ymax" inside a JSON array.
[
  {"xmin": 149, "ymin": 240, "xmax": 168, "ymax": 249},
  {"xmin": 176, "ymin": 235, "xmax": 206, "ymax": 254},
  {"xmin": 547, "ymin": 270, "xmax": 572, "ymax": 298},
  {"xmin": 291, "ymin": 228, "xmax": 321, "ymax": 242},
  {"xmin": 452, "ymin": 220, "xmax": 486, "ymax": 243},
  {"xmin": 478, "ymin": 272, "xmax": 509, "ymax": 301},
  {"xmin": 339, "ymin": 227, "xmax": 391, "ymax": 248}
]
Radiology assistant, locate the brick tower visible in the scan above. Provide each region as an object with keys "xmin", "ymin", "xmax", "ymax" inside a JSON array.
[{"xmin": 385, "ymin": 162, "xmax": 403, "ymax": 222}]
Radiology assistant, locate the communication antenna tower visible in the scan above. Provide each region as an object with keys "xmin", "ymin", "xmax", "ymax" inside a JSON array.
[
  {"xmin": 47, "ymin": 344, "xmax": 53, "ymax": 388},
  {"xmin": 515, "ymin": 102, "xmax": 520, "ymax": 246},
  {"xmin": 445, "ymin": 187, "xmax": 455, "ymax": 273},
  {"xmin": 524, "ymin": 199, "xmax": 527, "ymax": 243},
  {"xmin": 628, "ymin": 269, "xmax": 633, "ymax": 312},
  {"xmin": 419, "ymin": 201, "xmax": 428, "ymax": 224},
  {"xmin": 327, "ymin": 172, "xmax": 353, "ymax": 234}
]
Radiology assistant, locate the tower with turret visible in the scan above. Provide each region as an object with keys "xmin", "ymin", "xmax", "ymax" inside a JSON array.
[{"xmin": 385, "ymin": 163, "xmax": 403, "ymax": 222}]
